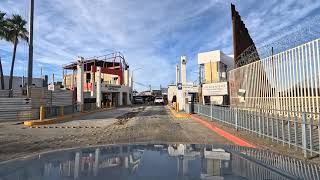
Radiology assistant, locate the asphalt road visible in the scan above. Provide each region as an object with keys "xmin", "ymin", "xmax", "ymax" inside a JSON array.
[{"xmin": 0, "ymin": 105, "xmax": 231, "ymax": 162}]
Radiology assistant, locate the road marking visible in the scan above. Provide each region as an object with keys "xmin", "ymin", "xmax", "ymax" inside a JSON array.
[
  {"xmin": 26, "ymin": 126, "xmax": 101, "ymax": 129},
  {"xmin": 191, "ymin": 115, "xmax": 256, "ymax": 148}
]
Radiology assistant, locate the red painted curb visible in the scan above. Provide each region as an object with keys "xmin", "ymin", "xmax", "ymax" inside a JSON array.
[{"xmin": 191, "ymin": 115, "xmax": 256, "ymax": 148}]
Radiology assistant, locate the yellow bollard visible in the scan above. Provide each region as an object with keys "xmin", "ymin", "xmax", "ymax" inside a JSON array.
[
  {"xmin": 40, "ymin": 105, "xmax": 44, "ymax": 121},
  {"xmin": 176, "ymin": 103, "xmax": 179, "ymax": 112},
  {"xmin": 60, "ymin": 106, "xmax": 64, "ymax": 117}
]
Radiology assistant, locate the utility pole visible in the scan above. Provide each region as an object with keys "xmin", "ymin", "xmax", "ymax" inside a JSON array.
[
  {"xmin": 27, "ymin": 0, "xmax": 34, "ymax": 97},
  {"xmin": 0, "ymin": 57, "xmax": 4, "ymax": 89}
]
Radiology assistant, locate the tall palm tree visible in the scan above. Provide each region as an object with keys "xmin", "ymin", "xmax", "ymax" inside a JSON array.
[
  {"xmin": 6, "ymin": 15, "xmax": 28, "ymax": 94},
  {"xmin": 0, "ymin": 11, "xmax": 6, "ymax": 90}
]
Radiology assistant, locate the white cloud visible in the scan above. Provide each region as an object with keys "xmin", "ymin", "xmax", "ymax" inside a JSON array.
[{"xmin": 0, "ymin": 0, "xmax": 319, "ymax": 90}]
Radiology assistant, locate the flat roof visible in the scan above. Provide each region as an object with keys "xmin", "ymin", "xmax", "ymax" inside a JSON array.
[{"xmin": 63, "ymin": 52, "xmax": 128, "ymax": 70}]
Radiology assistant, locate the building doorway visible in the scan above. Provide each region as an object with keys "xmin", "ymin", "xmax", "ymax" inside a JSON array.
[{"xmin": 123, "ymin": 92, "xmax": 127, "ymax": 106}]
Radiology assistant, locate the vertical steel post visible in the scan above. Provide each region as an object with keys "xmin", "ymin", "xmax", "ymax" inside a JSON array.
[
  {"xmin": 302, "ymin": 113, "xmax": 308, "ymax": 158},
  {"xmin": 287, "ymin": 114, "xmax": 291, "ymax": 148},
  {"xmin": 258, "ymin": 109, "xmax": 261, "ymax": 137},
  {"xmin": 309, "ymin": 115, "xmax": 313, "ymax": 156},
  {"xmin": 235, "ymin": 107, "xmax": 238, "ymax": 131},
  {"xmin": 210, "ymin": 103, "xmax": 212, "ymax": 121},
  {"xmin": 281, "ymin": 115, "xmax": 285, "ymax": 146},
  {"xmin": 294, "ymin": 115, "xmax": 298, "ymax": 150},
  {"xmin": 60, "ymin": 106, "xmax": 64, "ymax": 117},
  {"xmin": 271, "ymin": 114, "xmax": 274, "ymax": 141},
  {"xmin": 27, "ymin": 0, "xmax": 34, "ymax": 96}
]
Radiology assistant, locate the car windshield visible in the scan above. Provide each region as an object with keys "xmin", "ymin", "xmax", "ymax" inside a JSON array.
[{"xmin": 1, "ymin": 0, "xmax": 319, "ymax": 179}]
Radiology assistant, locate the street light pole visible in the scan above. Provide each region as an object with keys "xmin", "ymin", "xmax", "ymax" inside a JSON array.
[
  {"xmin": 27, "ymin": 0, "xmax": 34, "ymax": 97},
  {"xmin": 131, "ymin": 67, "xmax": 142, "ymax": 89}
]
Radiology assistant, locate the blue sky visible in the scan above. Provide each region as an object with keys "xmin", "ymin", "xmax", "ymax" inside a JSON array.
[{"xmin": 0, "ymin": 0, "xmax": 319, "ymax": 91}]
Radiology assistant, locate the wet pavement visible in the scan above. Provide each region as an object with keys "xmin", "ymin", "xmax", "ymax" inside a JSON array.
[{"xmin": 0, "ymin": 143, "xmax": 315, "ymax": 180}]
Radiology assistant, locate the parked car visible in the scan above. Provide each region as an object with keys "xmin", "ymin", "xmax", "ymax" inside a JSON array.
[
  {"xmin": 134, "ymin": 97, "xmax": 144, "ymax": 104},
  {"xmin": 154, "ymin": 96, "xmax": 164, "ymax": 105}
]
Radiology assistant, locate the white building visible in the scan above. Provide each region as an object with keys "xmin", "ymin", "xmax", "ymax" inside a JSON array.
[
  {"xmin": 198, "ymin": 50, "xmax": 234, "ymax": 105},
  {"xmin": 169, "ymin": 56, "xmax": 198, "ymax": 111}
]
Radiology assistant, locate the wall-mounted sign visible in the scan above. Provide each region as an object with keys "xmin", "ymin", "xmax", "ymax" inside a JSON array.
[
  {"xmin": 177, "ymin": 83, "xmax": 182, "ymax": 90},
  {"xmin": 183, "ymin": 84, "xmax": 198, "ymax": 93},
  {"xmin": 105, "ymin": 85, "xmax": 121, "ymax": 91},
  {"xmin": 48, "ymin": 84, "xmax": 55, "ymax": 91},
  {"xmin": 202, "ymin": 82, "xmax": 228, "ymax": 96}
]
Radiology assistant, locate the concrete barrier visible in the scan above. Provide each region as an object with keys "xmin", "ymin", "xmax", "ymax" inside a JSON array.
[{"xmin": 24, "ymin": 107, "xmax": 114, "ymax": 126}]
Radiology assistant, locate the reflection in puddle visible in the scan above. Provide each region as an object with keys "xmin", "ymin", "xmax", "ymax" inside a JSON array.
[{"xmin": 0, "ymin": 144, "xmax": 314, "ymax": 180}]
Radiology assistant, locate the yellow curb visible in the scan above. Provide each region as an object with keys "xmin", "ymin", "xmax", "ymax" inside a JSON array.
[
  {"xmin": 24, "ymin": 107, "xmax": 115, "ymax": 126},
  {"xmin": 167, "ymin": 106, "xmax": 191, "ymax": 118}
]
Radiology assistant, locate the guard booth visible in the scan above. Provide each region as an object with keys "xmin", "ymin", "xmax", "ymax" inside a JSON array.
[{"xmin": 186, "ymin": 92, "xmax": 198, "ymax": 114}]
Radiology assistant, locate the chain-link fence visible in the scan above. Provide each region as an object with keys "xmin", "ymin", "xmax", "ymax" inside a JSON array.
[{"xmin": 194, "ymin": 103, "xmax": 320, "ymax": 158}]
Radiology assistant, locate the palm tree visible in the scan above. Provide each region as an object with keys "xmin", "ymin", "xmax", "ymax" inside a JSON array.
[
  {"xmin": 6, "ymin": 15, "xmax": 28, "ymax": 94},
  {"xmin": 0, "ymin": 11, "xmax": 6, "ymax": 90}
]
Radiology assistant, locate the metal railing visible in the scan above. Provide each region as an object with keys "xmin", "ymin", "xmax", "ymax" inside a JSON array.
[
  {"xmin": 229, "ymin": 38, "xmax": 320, "ymax": 115},
  {"xmin": 195, "ymin": 103, "xmax": 320, "ymax": 158},
  {"xmin": 83, "ymin": 102, "xmax": 97, "ymax": 112},
  {"xmin": 226, "ymin": 145, "xmax": 320, "ymax": 180},
  {"xmin": 44, "ymin": 104, "xmax": 79, "ymax": 119}
]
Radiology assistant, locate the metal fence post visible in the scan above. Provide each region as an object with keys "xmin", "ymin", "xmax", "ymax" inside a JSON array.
[
  {"xmin": 302, "ymin": 113, "xmax": 308, "ymax": 158},
  {"xmin": 258, "ymin": 109, "xmax": 262, "ymax": 137},
  {"xmin": 235, "ymin": 107, "xmax": 238, "ymax": 131},
  {"xmin": 60, "ymin": 106, "xmax": 64, "ymax": 117},
  {"xmin": 210, "ymin": 103, "xmax": 213, "ymax": 121}
]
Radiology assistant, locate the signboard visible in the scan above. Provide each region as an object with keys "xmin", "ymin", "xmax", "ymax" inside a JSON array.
[
  {"xmin": 105, "ymin": 85, "xmax": 121, "ymax": 91},
  {"xmin": 48, "ymin": 84, "xmax": 55, "ymax": 91},
  {"xmin": 202, "ymin": 82, "xmax": 228, "ymax": 96},
  {"xmin": 210, "ymin": 96, "xmax": 223, "ymax": 105},
  {"xmin": 182, "ymin": 84, "xmax": 198, "ymax": 93},
  {"xmin": 177, "ymin": 83, "xmax": 182, "ymax": 90}
]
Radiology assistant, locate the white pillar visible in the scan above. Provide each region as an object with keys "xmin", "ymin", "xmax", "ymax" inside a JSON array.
[
  {"xmin": 62, "ymin": 69, "xmax": 66, "ymax": 88},
  {"xmin": 176, "ymin": 65, "xmax": 180, "ymax": 85},
  {"xmin": 124, "ymin": 69, "xmax": 129, "ymax": 86},
  {"xmin": 93, "ymin": 148, "xmax": 100, "ymax": 176},
  {"xmin": 129, "ymin": 75, "xmax": 132, "ymax": 88},
  {"xmin": 90, "ymin": 69, "xmax": 95, "ymax": 97},
  {"xmin": 119, "ymin": 92, "xmax": 123, "ymax": 106},
  {"xmin": 74, "ymin": 152, "xmax": 80, "ymax": 179},
  {"xmin": 77, "ymin": 59, "xmax": 84, "ymax": 111},
  {"xmin": 127, "ymin": 92, "xmax": 131, "ymax": 105},
  {"xmin": 71, "ymin": 70, "xmax": 74, "ymax": 89},
  {"xmin": 96, "ymin": 67, "xmax": 102, "ymax": 108},
  {"xmin": 181, "ymin": 56, "xmax": 187, "ymax": 85},
  {"xmin": 177, "ymin": 88, "xmax": 183, "ymax": 111}
]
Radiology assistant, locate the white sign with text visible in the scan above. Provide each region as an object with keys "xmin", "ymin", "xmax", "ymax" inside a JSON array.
[{"xmin": 202, "ymin": 82, "xmax": 228, "ymax": 96}]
